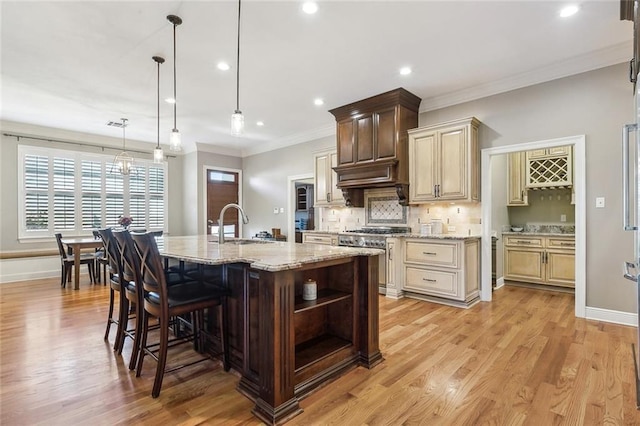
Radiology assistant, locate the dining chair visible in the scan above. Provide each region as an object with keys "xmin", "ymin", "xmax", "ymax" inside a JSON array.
[
  {"xmin": 131, "ymin": 231, "xmax": 229, "ymax": 398},
  {"xmin": 97, "ymin": 228, "xmax": 131, "ymax": 353},
  {"xmin": 93, "ymin": 230, "xmax": 109, "ymax": 284},
  {"xmin": 55, "ymin": 233, "xmax": 96, "ymax": 287}
]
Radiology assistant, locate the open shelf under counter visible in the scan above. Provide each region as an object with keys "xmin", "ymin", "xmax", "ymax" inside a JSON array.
[
  {"xmin": 294, "ymin": 334, "xmax": 353, "ymax": 372},
  {"xmin": 294, "ymin": 288, "xmax": 352, "ymax": 313}
]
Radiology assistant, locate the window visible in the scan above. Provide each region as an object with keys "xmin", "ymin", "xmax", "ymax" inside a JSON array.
[{"xmin": 18, "ymin": 145, "xmax": 167, "ymax": 239}]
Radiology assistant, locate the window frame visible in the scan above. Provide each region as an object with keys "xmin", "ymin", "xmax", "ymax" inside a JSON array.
[{"xmin": 18, "ymin": 145, "xmax": 168, "ymax": 241}]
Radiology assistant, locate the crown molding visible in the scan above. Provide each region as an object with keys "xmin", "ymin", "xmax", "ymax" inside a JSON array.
[
  {"xmin": 419, "ymin": 41, "xmax": 633, "ymax": 113},
  {"xmin": 194, "ymin": 141, "xmax": 242, "ymax": 157}
]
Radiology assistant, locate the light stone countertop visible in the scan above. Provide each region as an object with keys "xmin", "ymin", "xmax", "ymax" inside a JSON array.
[
  {"xmin": 401, "ymin": 233, "xmax": 481, "ymax": 240},
  {"xmin": 502, "ymin": 231, "xmax": 575, "ymax": 237},
  {"xmin": 157, "ymin": 235, "xmax": 383, "ymax": 272}
]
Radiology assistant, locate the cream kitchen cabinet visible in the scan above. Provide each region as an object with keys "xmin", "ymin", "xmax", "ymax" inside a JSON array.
[
  {"xmin": 503, "ymin": 235, "xmax": 574, "ymax": 288},
  {"xmin": 400, "ymin": 237, "xmax": 480, "ymax": 307},
  {"xmin": 314, "ymin": 151, "xmax": 344, "ymax": 207},
  {"xmin": 408, "ymin": 117, "xmax": 480, "ymax": 203},
  {"xmin": 302, "ymin": 232, "xmax": 338, "ymax": 246},
  {"xmin": 507, "ymin": 151, "xmax": 528, "ymax": 206}
]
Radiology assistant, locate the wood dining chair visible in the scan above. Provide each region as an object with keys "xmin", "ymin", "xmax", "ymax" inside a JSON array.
[
  {"xmin": 97, "ymin": 228, "xmax": 131, "ymax": 353},
  {"xmin": 55, "ymin": 233, "xmax": 96, "ymax": 287},
  {"xmin": 131, "ymin": 231, "xmax": 229, "ymax": 398}
]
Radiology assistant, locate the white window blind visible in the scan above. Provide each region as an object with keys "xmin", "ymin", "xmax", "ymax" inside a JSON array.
[{"xmin": 18, "ymin": 145, "xmax": 168, "ymax": 239}]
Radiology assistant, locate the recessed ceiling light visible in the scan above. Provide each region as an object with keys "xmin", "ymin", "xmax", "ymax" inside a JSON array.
[
  {"xmin": 400, "ymin": 66, "xmax": 412, "ymax": 76},
  {"xmin": 165, "ymin": 97, "xmax": 176, "ymax": 104},
  {"xmin": 559, "ymin": 4, "xmax": 579, "ymax": 18},
  {"xmin": 302, "ymin": 2, "xmax": 318, "ymax": 15},
  {"xmin": 217, "ymin": 62, "xmax": 230, "ymax": 71},
  {"xmin": 314, "ymin": 98, "xmax": 324, "ymax": 106},
  {"xmin": 256, "ymin": 121, "xmax": 264, "ymax": 126}
]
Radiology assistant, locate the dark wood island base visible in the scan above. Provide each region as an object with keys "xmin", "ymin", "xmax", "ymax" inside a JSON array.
[{"xmin": 224, "ymin": 254, "xmax": 382, "ymax": 425}]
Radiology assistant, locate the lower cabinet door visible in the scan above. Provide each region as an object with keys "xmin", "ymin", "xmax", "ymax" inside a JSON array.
[
  {"xmin": 404, "ymin": 266, "xmax": 460, "ymax": 300},
  {"xmin": 504, "ymin": 247, "xmax": 544, "ymax": 283},
  {"xmin": 546, "ymin": 250, "xmax": 575, "ymax": 287}
]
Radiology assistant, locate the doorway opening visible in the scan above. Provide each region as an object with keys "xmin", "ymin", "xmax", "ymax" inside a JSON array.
[
  {"xmin": 206, "ymin": 168, "xmax": 241, "ymax": 238},
  {"xmin": 287, "ymin": 174, "xmax": 315, "ymax": 243},
  {"xmin": 480, "ymin": 135, "xmax": 586, "ymax": 318}
]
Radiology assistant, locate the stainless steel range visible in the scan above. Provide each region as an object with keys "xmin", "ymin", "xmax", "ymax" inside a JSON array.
[{"xmin": 338, "ymin": 226, "xmax": 411, "ymax": 294}]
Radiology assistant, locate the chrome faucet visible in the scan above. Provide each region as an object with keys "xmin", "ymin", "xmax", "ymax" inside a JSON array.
[{"xmin": 218, "ymin": 203, "xmax": 249, "ymax": 244}]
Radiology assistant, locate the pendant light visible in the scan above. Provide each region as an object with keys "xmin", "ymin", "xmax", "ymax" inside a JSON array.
[
  {"xmin": 153, "ymin": 56, "xmax": 165, "ymax": 163},
  {"xmin": 167, "ymin": 14, "xmax": 183, "ymax": 151},
  {"xmin": 231, "ymin": 0, "xmax": 244, "ymax": 136},
  {"xmin": 112, "ymin": 118, "xmax": 134, "ymax": 175}
]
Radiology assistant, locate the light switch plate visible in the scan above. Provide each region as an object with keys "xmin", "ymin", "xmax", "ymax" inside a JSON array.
[
  {"xmin": 279, "ymin": 207, "xmax": 284, "ymax": 213},
  {"xmin": 595, "ymin": 197, "xmax": 605, "ymax": 208}
]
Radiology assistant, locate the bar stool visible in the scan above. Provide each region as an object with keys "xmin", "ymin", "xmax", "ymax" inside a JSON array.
[{"xmin": 131, "ymin": 232, "xmax": 229, "ymax": 398}]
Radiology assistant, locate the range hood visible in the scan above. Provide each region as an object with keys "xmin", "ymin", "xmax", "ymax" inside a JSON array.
[{"xmin": 329, "ymin": 88, "xmax": 421, "ymax": 206}]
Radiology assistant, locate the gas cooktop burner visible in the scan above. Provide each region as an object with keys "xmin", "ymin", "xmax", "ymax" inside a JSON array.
[{"xmin": 343, "ymin": 226, "xmax": 411, "ymax": 235}]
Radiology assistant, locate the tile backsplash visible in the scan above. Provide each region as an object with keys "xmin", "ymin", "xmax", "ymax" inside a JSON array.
[{"xmin": 318, "ymin": 189, "xmax": 481, "ymax": 235}]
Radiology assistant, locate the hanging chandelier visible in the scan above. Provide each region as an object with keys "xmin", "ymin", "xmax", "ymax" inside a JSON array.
[
  {"xmin": 231, "ymin": 0, "xmax": 244, "ymax": 136},
  {"xmin": 153, "ymin": 56, "xmax": 165, "ymax": 163},
  {"xmin": 112, "ymin": 118, "xmax": 134, "ymax": 175},
  {"xmin": 167, "ymin": 14, "xmax": 183, "ymax": 151}
]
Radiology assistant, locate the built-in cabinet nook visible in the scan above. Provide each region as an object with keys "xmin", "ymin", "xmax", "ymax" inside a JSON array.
[{"xmin": 501, "ymin": 144, "xmax": 576, "ymax": 291}]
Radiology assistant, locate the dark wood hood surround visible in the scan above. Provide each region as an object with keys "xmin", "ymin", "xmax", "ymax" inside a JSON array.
[{"xmin": 329, "ymin": 88, "xmax": 421, "ymax": 206}]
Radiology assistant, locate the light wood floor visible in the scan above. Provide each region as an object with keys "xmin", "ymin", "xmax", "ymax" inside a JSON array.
[{"xmin": 2, "ymin": 276, "xmax": 639, "ymax": 425}]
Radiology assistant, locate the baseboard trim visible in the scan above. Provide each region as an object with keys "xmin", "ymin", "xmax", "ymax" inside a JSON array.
[
  {"xmin": 0, "ymin": 256, "xmax": 59, "ymax": 283},
  {"xmin": 585, "ymin": 306, "xmax": 637, "ymax": 327},
  {"xmin": 494, "ymin": 277, "xmax": 505, "ymax": 289}
]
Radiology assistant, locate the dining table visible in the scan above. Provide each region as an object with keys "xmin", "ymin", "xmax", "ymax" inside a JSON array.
[{"xmin": 60, "ymin": 237, "xmax": 104, "ymax": 290}]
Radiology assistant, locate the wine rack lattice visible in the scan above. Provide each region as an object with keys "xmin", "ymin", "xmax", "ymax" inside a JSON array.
[{"xmin": 527, "ymin": 154, "xmax": 572, "ymax": 188}]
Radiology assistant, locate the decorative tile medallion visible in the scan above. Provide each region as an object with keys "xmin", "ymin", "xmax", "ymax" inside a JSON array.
[{"xmin": 366, "ymin": 195, "xmax": 407, "ymax": 224}]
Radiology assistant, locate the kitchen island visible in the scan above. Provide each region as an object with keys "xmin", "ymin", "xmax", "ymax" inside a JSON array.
[{"xmin": 157, "ymin": 235, "xmax": 383, "ymax": 424}]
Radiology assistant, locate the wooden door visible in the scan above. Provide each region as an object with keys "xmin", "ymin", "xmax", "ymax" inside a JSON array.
[
  {"xmin": 356, "ymin": 113, "xmax": 374, "ymax": 163},
  {"xmin": 337, "ymin": 119, "xmax": 355, "ymax": 166},
  {"xmin": 409, "ymin": 131, "xmax": 438, "ymax": 201},
  {"xmin": 314, "ymin": 154, "xmax": 329, "ymax": 206},
  {"xmin": 207, "ymin": 169, "xmax": 240, "ymax": 236},
  {"xmin": 438, "ymin": 126, "xmax": 467, "ymax": 200},
  {"xmin": 546, "ymin": 250, "xmax": 575, "ymax": 287},
  {"xmin": 507, "ymin": 152, "xmax": 528, "ymax": 206},
  {"xmin": 329, "ymin": 152, "xmax": 344, "ymax": 204},
  {"xmin": 504, "ymin": 247, "xmax": 544, "ymax": 283},
  {"xmin": 375, "ymin": 107, "xmax": 397, "ymax": 160}
]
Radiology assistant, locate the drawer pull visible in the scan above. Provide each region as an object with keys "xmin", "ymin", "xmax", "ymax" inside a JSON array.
[
  {"xmin": 516, "ymin": 240, "xmax": 532, "ymax": 244},
  {"xmin": 559, "ymin": 242, "xmax": 574, "ymax": 246},
  {"xmin": 422, "ymin": 278, "xmax": 437, "ymax": 282},
  {"xmin": 422, "ymin": 252, "xmax": 437, "ymax": 255}
]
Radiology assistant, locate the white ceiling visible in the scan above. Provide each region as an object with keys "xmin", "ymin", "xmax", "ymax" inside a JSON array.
[{"xmin": 1, "ymin": 1, "xmax": 632, "ymax": 157}]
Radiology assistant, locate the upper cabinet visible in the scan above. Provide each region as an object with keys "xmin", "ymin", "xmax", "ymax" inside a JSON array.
[
  {"xmin": 329, "ymin": 88, "xmax": 421, "ymax": 206},
  {"xmin": 507, "ymin": 151, "xmax": 528, "ymax": 206},
  {"xmin": 408, "ymin": 117, "xmax": 480, "ymax": 203},
  {"xmin": 525, "ymin": 145, "xmax": 573, "ymax": 189},
  {"xmin": 314, "ymin": 151, "xmax": 344, "ymax": 207}
]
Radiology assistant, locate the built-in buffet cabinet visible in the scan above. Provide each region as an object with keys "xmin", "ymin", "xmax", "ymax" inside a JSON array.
[
  {"xmin": 389, "ymin": 236, "xmax": 480, "ymax": 308},
  {"xmin": 314, "ymin": 151, "xmax": 345, "ymax": 207},
  {"xmin": 408, "ymin": 117, "xmax": 480, "ymax": 203},
  {"xmin": 503, "ymin": 234, "xmax": 575, "ymax": 288}
]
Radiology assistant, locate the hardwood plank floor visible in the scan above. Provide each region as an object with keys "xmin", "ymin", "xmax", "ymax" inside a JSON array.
[{"xmin": 1, "ymin": 277, "xmax": 639, "ymax": 425}]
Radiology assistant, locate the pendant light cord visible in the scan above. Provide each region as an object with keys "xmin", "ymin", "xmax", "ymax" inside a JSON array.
[
  {"xmin": 236, "ymin": 0, "xmax": 241, "ymax": 112},
  {"xmin": 173, "ymin": 21, "xmax": 177, "ymax": 129},
  {"xmin": 157, "ymin": 60, "xmax": 161, "ymax": 148},
  {"xmin": 122, "ymin": 118, "xmax": 127, "ymax": 150}
]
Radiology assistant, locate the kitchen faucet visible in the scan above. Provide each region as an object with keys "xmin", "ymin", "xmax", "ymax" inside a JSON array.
[{"xmin": 218, "ymin": 203, "xmax": 249, "ymax": 244}]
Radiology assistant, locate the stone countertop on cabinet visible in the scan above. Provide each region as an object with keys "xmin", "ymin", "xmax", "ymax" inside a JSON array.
[
  {"xmin": 396, "ymin": 234, "xmax": 481, "ymax": 241},
  {"xmin": 299, "ymin": 230, "xmax": 340, "ymax": 235},
  {"xmin": 157, "ymin": 235, "xmax": 382, "ymax": 272},
  {"xmin": 502, "ymin": 231, "xmax": 575, "ymax": 237}
]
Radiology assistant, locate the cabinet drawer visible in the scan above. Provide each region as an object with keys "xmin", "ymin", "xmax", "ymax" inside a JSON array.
[
  {"xmin": 404, "ymin": 267, "xmax": 460, "ymax": 299},
  {"xmin": 504, "ymin": 236, "xmax": 543, "ymax": 248},
  {"xmin": 547, "ymin": 237, "xmax": 575, "ymax": 249},
  {"xmin": 405, "ymin": 241, "xmax": 458, "ymax": 267},
  {"xmin": 302, "ymin": 234, "xmax": 333, "ymax": 245}
]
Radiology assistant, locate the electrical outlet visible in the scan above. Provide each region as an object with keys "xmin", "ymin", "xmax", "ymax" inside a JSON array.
[
  {"xmin": 560, "ymin": 214, "xmax": 566, "ymax": 222},
  {"xmin": 447, "ymin": 225, "xmax": 456, "ymax": 232},
  {"xmin": 273, "ymin": 207, "xmax": 278, "ymax": 214}
]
